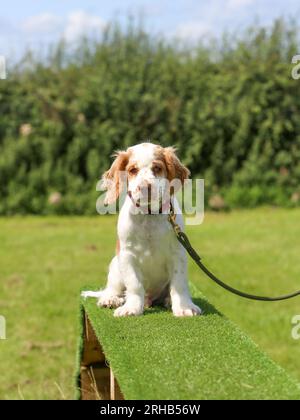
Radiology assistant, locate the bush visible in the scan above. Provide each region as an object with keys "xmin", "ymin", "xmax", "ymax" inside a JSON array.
[{"xmin": 0, "ymin": 19, "xmax": 299, "ymax": 214}]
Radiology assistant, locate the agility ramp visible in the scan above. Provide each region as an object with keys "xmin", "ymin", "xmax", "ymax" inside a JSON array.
[{"xmin": 76, "ymin": 285, "xmax": 300, "ymax": 400}]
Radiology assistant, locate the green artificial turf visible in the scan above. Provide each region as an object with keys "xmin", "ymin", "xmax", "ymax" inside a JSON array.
[{"xmin": 80, "ymin": 285, "xmax": 300, "ymax": 400}]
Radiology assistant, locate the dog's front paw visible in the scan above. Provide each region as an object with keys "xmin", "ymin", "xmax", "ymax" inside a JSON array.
[
  {"xmin": 97, "ymin": 294, "xmax": 125, "ymax": 309},
  {"xmin": 114, "ymin": 304, "xmax": 143, "ymax": 317},
  {"xmin": 172, "ymin": 302, "xmax": 202, "ymax": 317}
]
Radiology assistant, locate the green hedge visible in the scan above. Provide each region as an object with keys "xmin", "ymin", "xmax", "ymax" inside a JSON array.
[{"xmin": 0, "ymin": 19, "xmax": 300, "ymax": 214}]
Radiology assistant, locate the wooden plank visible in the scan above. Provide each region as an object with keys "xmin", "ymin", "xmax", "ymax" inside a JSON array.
[
  {"xmin": 80, "ymin": 312, "xmax": 124, "ymax": 400},
  {"xmin": 110, "ymin": 369, "xmax": 124, "ymax": 400},
  {"xmin": 82, "ymin": 313, "xmax": 105, "ymax": 366},
  {"xmin": 81, "ymin": 365, "xmax": 110, "ymax": 400}
]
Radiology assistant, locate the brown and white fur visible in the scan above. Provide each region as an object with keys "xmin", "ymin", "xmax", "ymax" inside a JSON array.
[{"xmin": 82, "ymin": 142, "xmax": 202, "ymax": 317}]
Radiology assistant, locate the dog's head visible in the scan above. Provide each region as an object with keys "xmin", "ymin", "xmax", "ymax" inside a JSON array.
[{"xmin": 101, "ymin": 142, "xmax": 190, "ymax": 209}]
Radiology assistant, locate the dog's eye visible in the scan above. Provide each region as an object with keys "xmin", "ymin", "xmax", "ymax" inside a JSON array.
[
  {"xmin": 129, "ymin": 167, "xmax": 139, "ymax": 176},
  {"xmin": 152, "ymin": 165, "xmax": 162, "ymax": 175}
]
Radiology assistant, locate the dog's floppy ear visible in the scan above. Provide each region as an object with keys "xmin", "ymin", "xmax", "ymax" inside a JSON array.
[
  {"xmin": 164, "ymin": 146, "xmax": 190, "ymax": 185},
  {"xmin": 101, "ymin": 150, "xmax": 129, "ymax": 205}
]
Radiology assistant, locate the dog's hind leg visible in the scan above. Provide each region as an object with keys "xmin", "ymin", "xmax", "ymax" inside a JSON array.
[{"xmin": 81, "ymin": 256, "xmax": 125, "ymax": 308}]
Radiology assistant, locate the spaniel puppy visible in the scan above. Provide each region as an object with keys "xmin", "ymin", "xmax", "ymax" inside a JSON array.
[{"xmin": 82, "ymin": 143, "xmax": 202, "ymax": 317}]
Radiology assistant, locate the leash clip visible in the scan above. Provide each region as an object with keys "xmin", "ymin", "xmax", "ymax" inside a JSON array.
[{"xmin": 168, "ymin": 207, "xmax": 182, "ymax": 236}]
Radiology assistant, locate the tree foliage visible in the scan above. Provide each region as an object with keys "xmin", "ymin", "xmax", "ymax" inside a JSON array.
[{"xmin": 0, "ymin": 20, "xmax": 299, "ymax": 214}]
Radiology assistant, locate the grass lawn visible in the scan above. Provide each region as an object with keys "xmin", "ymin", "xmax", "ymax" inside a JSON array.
[{"xmin": 1, "ymin": 208, "xmax": 300, "ymax": 399}]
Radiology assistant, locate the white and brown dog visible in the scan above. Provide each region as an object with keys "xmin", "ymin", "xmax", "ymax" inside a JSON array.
[{"xmin": 82, "ymin": 142, "xmax": 202, "ymax": 317}]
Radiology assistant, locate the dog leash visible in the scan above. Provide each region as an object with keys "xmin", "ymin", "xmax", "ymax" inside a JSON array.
[{"xmin": 168, "ymin": 206, "xmax": 300, "ymax": 302}]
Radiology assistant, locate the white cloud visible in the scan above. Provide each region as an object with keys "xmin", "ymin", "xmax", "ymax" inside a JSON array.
[
  {"xmin": 63, "ymin": 11, "xmax": 105, "ymax": 42},
  {"xmin": 175, "ymin": 0, "xmax": 258, "ymax": 41},
  {"xmin": 176, "ymin": 21, "xmax": 213, "ymax": 41},
  {"xmin": 20, "ymin": 10, "xmax": 105, "ymax": 42},
  {"xmin": 22, "ymin": 13, "xmax": 62, "ymax": 35}
]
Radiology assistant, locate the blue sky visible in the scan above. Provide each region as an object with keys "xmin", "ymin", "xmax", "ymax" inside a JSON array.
[{"xmin": 1, "ymin": 0, "xmax": 300, "ymax": 59}]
